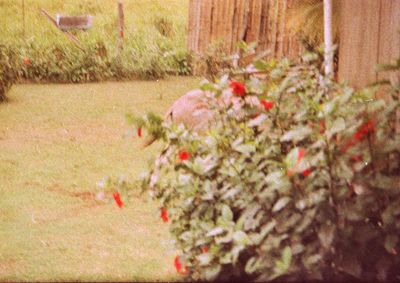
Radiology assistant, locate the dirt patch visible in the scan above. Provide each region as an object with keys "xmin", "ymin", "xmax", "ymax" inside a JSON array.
[
  {"xmin": 27, "ymin": 184, "xmax": 110, "ymax": 225},
  {"xmin": 46, "ymin": 184, "xmax": 97, "ymax": 201},
  {"xmin": 0, "ymin": 259, "xmax": 16, "ymax": 277}
]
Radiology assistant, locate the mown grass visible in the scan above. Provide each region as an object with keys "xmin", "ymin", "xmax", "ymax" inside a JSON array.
[{"xmin": 0, "ymin": 77, "xmax": 199, "ymax": 281}]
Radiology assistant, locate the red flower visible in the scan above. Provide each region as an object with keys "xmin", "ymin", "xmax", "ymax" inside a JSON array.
[
  {"xmin": 113, "ymin": 192, "xmax": 123, "ymax": 208},
  {"xmin": 174, "ymin": 256, "xmax": 181, "ymax": 272},
  {"xmin": 137, "ymin": 127, "xmax": 142, "ymax": 137},
  {"xmin": 287, "ymin": 148, "xmax": 306, "ymax": 177},
  {"xmin": 361, "ymin": 119, "xmax": 375, "ymax": 134},
  {"xmin": 230, "ymin": 80, "xmax": 246, "ymax": 97},
  {"xmin": 350, "ymin": 155, "xmax": 363, "ymax": 162},
  {"xmin": 202, "ymin": 246, "xmax": 209, "ymax": 253},
  {"xmin": 178, "ymin": 150, "xmax": 191, "ymax": 161},
  {"xmin": 160, "ymin": 208, "xmax": 168, "ymax": 223},
  {"xmin": 174, "ymin": 256, "xmax": 188, "ymax": 275},
  {"xmin": 260, "ymin": 99, "xmax": 274, "ymax": 110},
  {"xmin": 391, "ymin": 248, "xmax": 398, "ymax": 255},
  {"xmin": 251, "ymin": 112, "xmax": 261, "ymax": 119},
  {"xmin": 302, "ymin": 168, "xmax": 312, "ymax": 177},
  {"xmin": 23, "ymin": 57, "xmax": 30, "ymax": 66},
  {"xmin": 354, "ymin": 131, "xmax": 364, "ymax": 141},
  {"xmin": 342, "ymin": 119, "xmax": 376, "ymax": 153},
  {"xmin": 340, "ymin": 139, "xmax": 356, "ymax": 153},
  {"xmin": 297, "ymin": 148, "xmax": 305, "ymax": 163}
]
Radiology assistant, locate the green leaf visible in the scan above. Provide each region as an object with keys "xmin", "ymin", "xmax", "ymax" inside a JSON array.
[
  {"xmin": 253, "ymin": 59, "xmax": 269, "ymax": 71},
  {"xmin": 233, "ymin": 230, "xmax": 250, "ymax": 245},
  {"xmin": 248, "ymin": 113, "xmax": 268, "ymax": 127},
  {"xmin": 196, "ymin": 253, "xmax": 213, "ymax": 266},
  {"xmin": 327, "ymin": 117, "xmax": 345, "ymax": 139},
  {"xmin": 203, "ymin": 264, "xmax": 222, "ymax": 281},
  {"xmin": 384, "ymin": 234, "xmax": 398, "ymax": 254},
  {"xmin": 318, "ymin": 224, "xmax": 336, "ymax": 249},
  {"xmin": 274, "ymin": 246, "xmax": 292, "ymax": 275},
  {"xmin": 280, "ymin": 126, "xmax": 312, "ymax": 143},
  {"xmin": 272, "ymin": 197, "xmax": 291, "ymax": 213},
  {"xmin": 233, "ymin": 144, "xmax": 256, "ymax": 154},
  {"xmin": 249, "ymin": 220, "xmax": 277, "ymax": 245},
  {"xmin": 206, "ymin": 227, "xmax": 224, "ymax": 237},
  {"xmin": 245, "ymin": 257, "xmax": 259, "ymax": 274},
  {"xmin": 221, "ymin": 204, "xmax": 233, "ymax": 221}
]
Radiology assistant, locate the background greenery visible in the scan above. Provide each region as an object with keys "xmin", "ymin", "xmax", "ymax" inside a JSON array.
[{"xmin": 0, "ymin": 0, "xmax": 190, "ymax": 86}]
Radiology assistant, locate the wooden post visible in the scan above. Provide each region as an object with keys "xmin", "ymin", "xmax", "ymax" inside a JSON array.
[
  {"xmin": 117, "ymin": 1, "xmax": 124, "ymax": 50},
  {"xmin": 22, "ymin": 0, "xmax": 26, "ymax": 40},
  {"xmin": 323, "ymin": 0, "xmax": 333, "ymax": 78}
]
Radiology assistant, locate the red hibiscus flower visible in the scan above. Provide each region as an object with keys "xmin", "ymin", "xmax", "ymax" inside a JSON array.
[
  {"xmin": 287, "ymin": 148, "xmax": 306, "ymax": 177},
  {"xmin": 361, "ymin": 119, "xmax": 375, "ymax": 134},
  {"xmin": 23, "ymin": 57, "xmax": 31, "ymax": 66},
  {"xmin": 178, "ymin": 150, "xmax": 191, "ymax": 161},
  {"xmin": 260, "ymin": 99, "xmax": 274, "ymax": 110},
  {"xmin": 341, "ymin": 139, "xmax": 356, "ymax": 153},
  {"xmin": 174, "ymin": 256, "xmax": 188, "ymax": 275},
  {"xmin": 350, "ymin": 155, "xmax": 363, "ymax": 162},
  {"xmin": 137, "ymin": 127, "xmax": 142, "ymax": 137},
  {"xmin": 342, "ymin": 119, "xmax": 376, "ymax": 153},
  {"xmin": 302, "ymin": 168, "xmax": 312, "ymax": 177},
  {"xmin": 201, "ymin": 246, "xmax": 209, "ymax": 253},
  {"xmin": 113, "ymin": 192, "xmax": 124, "ymax": 208},
  {"xmin": 230, "ymin": 80, "xmax": 246, "ymax": 97},
  {"xmin": 160, "ymin": 208, "xmax": 168, "ymax": 223},
  {"xmin": 297, "ymin": 148, "xmax": 305, "ymax": 162}
]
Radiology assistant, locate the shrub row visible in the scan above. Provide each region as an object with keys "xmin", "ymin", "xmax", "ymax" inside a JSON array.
[
  {"xmin": 0, "ymin": 39, "xmax": 192, "ymax": 102},
  {"xmin": 130, "ymin": 48, "xmax": 400, "ymax": 281},
  {"xmin": 0, "ymin": 45, "xmax": 20, "ymax": 102}
]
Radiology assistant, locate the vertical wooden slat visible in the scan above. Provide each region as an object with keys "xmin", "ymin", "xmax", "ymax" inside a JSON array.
[
  {"xmin": 377, "ymin": 0, "xmax": 400, "ymax": 83},
  {"xmin": 201, "ymin": 0, "xmax": 213, "ymax": 54},
  {"xmin": 225, "ymin": 0, "xmax": 235, "ymax": 53},
  {"xmin": 187, "ymin": 0, "xmax": 194, "ymax": 51},
  {"xmin": 247, "ymin": 0, "xmax": 262, "ymax": 44},
  {"xmin": 338, "ymin": 0, "xmax": 381, "ymax": 88},
  {"xmin": 277, "ymin": 0, "xmax": 288, "ymax": 58},
  {"xmin": 187, "ymin": 0, "xmax": 303, "ymax": 65},
  {"xmin": 258, "ymin": 0, "xmax": 269, "ymax": 52},
  {"xmin": 193, "ymin": 0, "xmax": 202, "ymax": 53}
]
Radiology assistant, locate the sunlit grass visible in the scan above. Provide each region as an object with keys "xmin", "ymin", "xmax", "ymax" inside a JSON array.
[
  {"xmin": 0, "ymin": 77, "xmax": 199, "ymax": 281},
  {"xmin": 1, "ymin": 0, "xmax": 188, "ymax": 49}
]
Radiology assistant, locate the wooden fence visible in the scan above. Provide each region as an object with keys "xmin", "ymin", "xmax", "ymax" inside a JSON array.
[
  {"xmin": 187, "ymin": 0, "xmax": 302, "ymax": 60},
  {"xmin": 188, "ymin": 0, "xmax": 400, "ymax": 88},
  {"xmin": 338, "ymin": 0, "xmax": 400, "ymax": 88}
]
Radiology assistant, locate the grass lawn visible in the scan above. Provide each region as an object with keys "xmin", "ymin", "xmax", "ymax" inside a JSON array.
[{"xmin": 0, "ymin": 76, "xmax": 199, "ymax": 281}]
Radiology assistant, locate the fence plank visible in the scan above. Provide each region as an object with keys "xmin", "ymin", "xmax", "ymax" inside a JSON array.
[
  {"xmin": 188, "ymin": 0, "xmax": 302, "ymax": 72},
  {"xmin": 338, "ymin": 0, "xmax": 381, "ymax": 88},
  {"xmin": 377, "ymin": 0, "xmax": 400, "ymax": 83}
]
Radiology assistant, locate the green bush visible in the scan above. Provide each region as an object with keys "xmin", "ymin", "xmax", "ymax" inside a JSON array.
[
  {"xmin": 18, "ymin": 41, "xmax": 187, "ymax": 82},
  {"xmin": 132, "ymin": 48, "xmax": 399, "ymax": 281},
  {"xmin": 0, "ymin": 44, "xmax": 20, "ymax": 102},
  {"xmin": 1, "ymin": 39, "xmax": 192, "ymax": 84}
]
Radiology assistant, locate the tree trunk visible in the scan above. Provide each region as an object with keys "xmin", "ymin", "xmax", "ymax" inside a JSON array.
[{"xmin": 323, "ymin": 0, "xmax": 333, "ymax": 77}]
